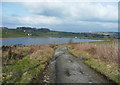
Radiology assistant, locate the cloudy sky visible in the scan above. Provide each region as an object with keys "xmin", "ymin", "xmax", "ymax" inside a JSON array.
[{"xmin": 1, "ymin": 0, "xmax": 119, "ymax": 32}]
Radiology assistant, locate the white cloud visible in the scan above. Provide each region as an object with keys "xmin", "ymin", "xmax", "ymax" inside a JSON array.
[
  {"xmin": 77, "ymin": 21, "xmax": 118, "ymax": 28},
  {"xmin": 22, "ymin": 2, "xmax": 65, "ymax": 17},
  {"xmin": 2, "ymin": 0, "xmax": 119, "ymax": 2},
  {"xmin": 77, "ymin": 3, "xmax": 117, "ymax": 21},
  {"xmin": 2, "ymin": 1, "xmax": 118, "ymax": 32},
  {"xmin": 21, "ymin": 2, "xmax": 118, "ymax": 22},
  {"xmin": 16, "ymin": 16, "xmax": 62, "ymax": 25}
]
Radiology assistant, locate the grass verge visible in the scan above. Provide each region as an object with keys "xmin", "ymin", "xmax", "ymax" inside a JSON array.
[
  {"xmin": 2, "ymin": 44, "xmax": 57, "ymax": 83},
  {"xmin": 68, "ymin": 40, "xmax": 119, "ymax": 83},
  {"xmin": 84, "ymin": 58, "xmax": 119, "ymax": 83}
]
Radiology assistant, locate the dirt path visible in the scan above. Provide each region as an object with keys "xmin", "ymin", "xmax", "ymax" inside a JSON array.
[{"xmin": 41, "ymin": 46, "xmax": 114, "ymax": 83}]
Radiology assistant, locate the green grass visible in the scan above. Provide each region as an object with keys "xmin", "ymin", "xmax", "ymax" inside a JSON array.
[
  {"xmin": 2, "ymin": 29, "xmax": 27, "ymax": 38},
  {"xmin": 84, "ymin": 59, "xmax": 120, "ymax": 83},
  {"xmin": 68, "ymin": 41, "xmax": 119, "ymax": 83},
  {"xmin": 2, "ymin": 56, "xmax": 46, "ymax": 83},
  {"xmin": 2, "ymin": 45, "xmax": 56, "ymax": 83},
  {"xmin": 2, "ymin": 30, "xmax": 87, "ymax": 38},
  {"xmin": 89, "ymin": 39, "xmax": 118, "ymax": 45},
  {"xmin": 22, "ymin": 49, "xmax": 31, "ymax": 54},
  {"xmin": 1, "ymin": 28, "xmax": 116, "ymax": 39},
  {"xmin": 68, "ymin": 48, "xmax": 87, "ymax": 58}
]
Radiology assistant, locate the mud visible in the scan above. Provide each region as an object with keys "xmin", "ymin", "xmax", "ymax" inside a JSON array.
[{"xmin": 41, "ymin": 46, "xmax": 116, "ymax": 84}]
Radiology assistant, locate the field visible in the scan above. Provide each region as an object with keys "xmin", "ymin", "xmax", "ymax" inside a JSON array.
[
  {"xmin": 1, "ymin": 28, "xmax": 82, "ymax": 38},
  {"xmin": 2, "ymin": 44, "xmax": 58, "ymax": 83},
  {"xmin": 1, "ymin": 28, "xmax": 118, "ymax": 39},
  {"xmin": 68, "ymin": 40, "xmax": 119, "ymax": 83}
]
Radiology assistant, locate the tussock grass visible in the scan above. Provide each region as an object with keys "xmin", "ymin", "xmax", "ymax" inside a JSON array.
[
  {"xmin": 2, "ymin": 44, "xmax": 57, "ymax": 83},
  {"xmin": 84, "ymin": 59, "xmax": 119, "ymax": 83},
  {"xmin": 68, "ymin": 40, "xmax": 118, "ymax": 65},
  {"xmin": 68, "ymin": 40, "xmax": 119, "ymax": 83}
]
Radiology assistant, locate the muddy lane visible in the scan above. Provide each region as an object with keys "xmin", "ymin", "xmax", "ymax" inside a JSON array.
[{"xmin": 42, "ymin": 46, "xmax": 115, "ymax": 84}]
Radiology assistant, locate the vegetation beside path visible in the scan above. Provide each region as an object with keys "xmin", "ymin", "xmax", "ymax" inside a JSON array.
[
  {"xmin": 68, "ymin": 40, "xmax": 119, "ymax": 83},
  {"xmin": 1, "ymin": 38, "xmax": 120, "ymax": 83},
  {"xmin": 2, "ymin": 44, "xmax": 58, "ymax": 83}
]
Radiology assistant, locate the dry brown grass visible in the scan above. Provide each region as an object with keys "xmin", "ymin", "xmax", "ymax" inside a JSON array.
[
  {"xmin": 68, "ymin": 41, "xmax": 119, "ymax": 83},
  {"xmin": 29, "ymin": 45, "xmax": 54, "ymax": 62},
  {"xmin": 69, "ymin": 41, "xmax": 118, "ymax": 65},
  {"xmin": 2, "ymin": 44, "xmax": 57, "ymax": 83},
  {"xmin": 2, "ymin": 44, "xmax": 58, "ymax": 69}
]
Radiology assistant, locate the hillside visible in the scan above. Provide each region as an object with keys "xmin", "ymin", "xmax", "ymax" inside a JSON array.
[{"xmin": 1, "ymin": 27, "xmax": 119, "ymax": 39}]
